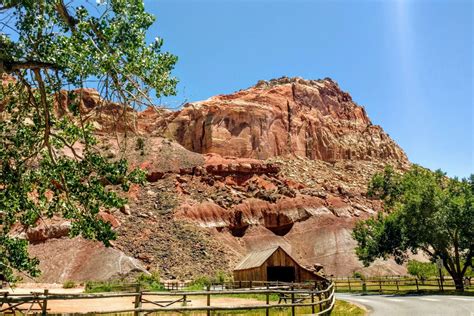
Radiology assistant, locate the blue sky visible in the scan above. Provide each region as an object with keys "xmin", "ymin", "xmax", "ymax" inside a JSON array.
[{"xmin": 144, "ymin": 0, "xmax": 473, "ymax": 178}]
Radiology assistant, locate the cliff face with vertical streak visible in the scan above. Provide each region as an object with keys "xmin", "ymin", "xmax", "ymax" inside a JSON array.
[
  {"xmin": 152, "ymin": 77, "xmax": 408, "ymax": 166},
  {"xmin": 5, "ymin": 76, "xmax": 414, "ymax": 281}
]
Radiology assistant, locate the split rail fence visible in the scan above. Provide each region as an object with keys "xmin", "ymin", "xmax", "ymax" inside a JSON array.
[
  {"xmin": 0, "ymin": 281, "xmax": 335, "ymax": 316},
  {"xmin": 332, "ymin": 276, "xmax": 472, "ymax": 293}
]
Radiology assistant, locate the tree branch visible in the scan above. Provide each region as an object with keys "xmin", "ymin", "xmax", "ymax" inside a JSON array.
[
  {"xmin": 1, "ymin": 60, "xmax": 57, "ymax": 72},
  {"xmin": 50, "ymin": 132, "xmax": 83, "ymax": 160},
  {"xmin": 55, "ymin": 0, "xmax": 77, "ymax": 31},
  {"xmin": 0, "ymin": 0, "xmax": 20, "ymax": 11},
  {"xmin": 461, "ymin": 250, "xmax": 472, "ymax": 276},
  {"xmin": 32, "ymin": 69, "xmax": 56, "ymax": 164}
]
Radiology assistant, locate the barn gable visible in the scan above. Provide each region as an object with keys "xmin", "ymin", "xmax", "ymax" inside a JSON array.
[
  {"xmin": 234, "ymin": 247, "xmax": 279, "ymax": 270},
  {"xmin": 233, "ymin": 246, "xmax": 326, "ymax": 283}
]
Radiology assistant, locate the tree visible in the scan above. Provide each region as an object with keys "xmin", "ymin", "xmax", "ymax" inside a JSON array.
[
  {"xmin": 353, "ymin": 165, "xmax": 474, "ymax": 291},
  {"xmin": 0, "ymin": 0, "xmax": 177, "ymax": 281},
  {"xmin": 406, "ymin": 260, "xmax": 438, "ymax": 282}
]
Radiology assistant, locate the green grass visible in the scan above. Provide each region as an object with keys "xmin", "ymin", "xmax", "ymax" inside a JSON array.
[{"xmin": 332, "ymin": 300, "xmax": 367, "ymax": 316}]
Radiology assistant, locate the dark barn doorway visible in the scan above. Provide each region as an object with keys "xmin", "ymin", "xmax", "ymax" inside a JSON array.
[{"xmin": 267, "ymin": 266, "xmax": 295, "ymax": 282}]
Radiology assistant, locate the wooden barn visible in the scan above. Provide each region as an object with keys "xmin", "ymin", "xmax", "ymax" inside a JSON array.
[{"xmin": 233, "ymin": 246, "xmax": 326, "ymax": 283}]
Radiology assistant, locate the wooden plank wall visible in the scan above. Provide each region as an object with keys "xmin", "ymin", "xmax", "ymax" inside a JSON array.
[{"xmin": 234, "ymin": 248, "xmax": 321, "ymax": 282}]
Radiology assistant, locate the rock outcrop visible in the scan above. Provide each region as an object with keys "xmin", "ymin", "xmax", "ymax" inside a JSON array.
[
  {"xmin": 7, "ymin": 76, "xmax": 414, "ymax": 281},
  {"xmin": 29, "ymin": 238, "xmax": 148, "ymax": 282},
  {"xmin": 158, "ymin": 77, "xmax": 408, "ymax": 166}
]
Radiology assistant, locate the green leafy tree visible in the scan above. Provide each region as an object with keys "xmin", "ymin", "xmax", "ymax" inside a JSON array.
[
  {"xmin": 353, "ymin": 166, "xmax": 474, "ymax": 291},
  {"xmin": 0, "ymin": 0, "xmax": 177, "ymax": 281},
  {"xmin": 406, "ymin": 260, "xmax": 438, "ymax": 281}
]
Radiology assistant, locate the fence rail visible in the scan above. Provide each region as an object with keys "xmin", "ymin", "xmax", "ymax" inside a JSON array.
[
  {"xmin": 332, "ymin": 276, "xmax": 472, "ymax": 293},
  {"xmin": 0, "ymin": 281, "xmax": 335, "ymax": 316}
]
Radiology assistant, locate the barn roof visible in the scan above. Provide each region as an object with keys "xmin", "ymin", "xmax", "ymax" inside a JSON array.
[{"xmin": 234, "ymin": 246, "xmax": 280, "ymax": 271}]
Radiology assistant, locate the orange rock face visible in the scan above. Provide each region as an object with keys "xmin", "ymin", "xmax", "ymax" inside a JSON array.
[
  {"xmin": 160, "ymin": 77, "xmax": 408, "ymax": 165},
  {"xmin": 4, "ymin": 76, "xmax": 415, "ymax": 280}
]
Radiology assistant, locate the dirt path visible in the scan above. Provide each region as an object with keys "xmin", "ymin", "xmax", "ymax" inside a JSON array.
[{"xmin": 2, "ymin": 284, "xmax": 263, "ymax": 313}]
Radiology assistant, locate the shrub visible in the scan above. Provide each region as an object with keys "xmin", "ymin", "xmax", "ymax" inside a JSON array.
[
  {"xmin": 135, "ymin": 138, "xmax": 145, "ymax": 156},
  {"xmin": 407, "ymin": 260, "xmax": 438, "ymax": 280},
  {"xmin": 213, "ymin": 270, "xmax": 232, "ymax": 283},
  {"xmin": 85, "ymin": 281, "xmax": 115, "ymax": 292},
  {"xmin": 62, "ymin": 280, "xmax": 76, "ymax": 289},
  {"xmin": 137, "ymin": 271, "xmax": 165, "ymax": 291},
  {"xmin": 186, "ymin": 276, "xmax": 212, "ymax": 290}
]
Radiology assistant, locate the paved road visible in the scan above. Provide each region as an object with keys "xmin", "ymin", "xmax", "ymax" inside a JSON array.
[{"xmin": 336, "ymin": 293, "xmax": 474, "ymax": 316}]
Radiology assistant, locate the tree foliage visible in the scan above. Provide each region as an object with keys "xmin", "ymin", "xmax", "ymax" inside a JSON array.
[
  {"xmin": 406, "ymin": 260, "xmax": 439, "ymax": 280},
  {"xmin": 0, "ymin": 0, "xmax": 177, "ymax": 281},
  {"xmin": 353, "ymin": 165, "xmax": 474, "ymax": 290}
]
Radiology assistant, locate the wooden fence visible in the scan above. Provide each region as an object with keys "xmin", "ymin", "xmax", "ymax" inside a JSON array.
[
  {"xmin": 86, "ymin": 280, "xmax": 325, "ymax": 292},
  {"xmin": 332, "ymin": 276, "xmax": 472, "ymax": 293},
  {"xmin": 0, "ymin": 282, "xmax": 335, "ymax": 316}
]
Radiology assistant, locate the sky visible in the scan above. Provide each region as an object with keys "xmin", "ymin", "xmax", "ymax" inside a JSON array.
[{"xmin": 143, "ymin": 0, "xmax": 473, "ymax": 178}]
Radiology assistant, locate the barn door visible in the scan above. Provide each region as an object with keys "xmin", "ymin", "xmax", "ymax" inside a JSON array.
[{"xmin": 267, "ymin": 266, "xmax": 295, "ymax": 282}]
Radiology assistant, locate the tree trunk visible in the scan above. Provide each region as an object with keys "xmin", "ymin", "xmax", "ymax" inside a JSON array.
[{"xmin": 452, "ymin": 275, "xmax": 464, "ymax": 292}]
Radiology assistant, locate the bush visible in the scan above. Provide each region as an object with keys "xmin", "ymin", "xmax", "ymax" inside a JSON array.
[
  {"xmin": 213, "ymin": 270, "xmax": 231, "ymax": 283},
  {"xmin": 407, "ymin": 260, "xmax": 438, "ymax": 280},
  {"xmin": 62, "ymin": 280, "xmax": 76, "ymax": 289},
  {"xmin": 135, "ymin": 138, "xmax": 145, "ymax": 156},
  {"xmin": 186, "ymin": 271, "xmax": 232, "ymax": 290},
  {"xmin": 186, "ymin": 276, "xmax": 212, "ymax": 290},
  {"xmin": 85, "ymin": 281, "xmax": 118, "ymax": 292},
  {"xmin": 137, "ymin": 271, "xmax": 165, "ymax": 291},
  {"xmin": 352, "ymin": 271, "xmax": 365, "ymax": 280}
]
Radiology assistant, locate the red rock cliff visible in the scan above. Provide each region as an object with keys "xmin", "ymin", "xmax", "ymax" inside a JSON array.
[{"xmin": 157, "ymin": 77, "xmax": 408, "ymax": 164}]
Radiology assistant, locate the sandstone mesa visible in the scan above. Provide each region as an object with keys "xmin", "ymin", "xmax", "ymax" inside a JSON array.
[{"xmin": 4, "ymin": 76, "xmax": 414, "ymax": 281}]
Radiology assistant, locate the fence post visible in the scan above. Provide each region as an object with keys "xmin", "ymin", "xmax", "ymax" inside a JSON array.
[
  {"xmin": 415, "ymin": 278, "xmax": 419, "ymax": 292},
  {"xmin": 290, "ymin": 284, "xmax": 295, "ymax": 316},
  {"xmin": 266, "ymin": 283, "xmax": 270, "ymax": 316},
  {"xmin": 378, "ymin": 280, "xmax": 382, "ymax": 293},
  {"xmin": 42, "ymin": 289, "xmax": 48, "ymax": 316},
  {"xmin": 348, "ymin": 277, "xmax": 352, "ymax": 292},
  {"xmin": 207, "ymin": 285, "xmax": 211, "ymax": 316},
  {"xmin": 249, "ymin": 280, "xmax": 253, "ymax": 289},
  {"xmin": 396, "ymin": 280, "xmax": 399, "ymax": 292},
  {"xmin": 183, "ymin": 294, "xmax": 187, "ymax": 306},
  {"xmin": 437, "ymin": 278, "xmax": 444, "ymax": 291},
  {"xmin": 318, "ymin": 292, "xmax": 323, "ymax": 312},
  {"xmin": 311, "ymin": 290, "xmax": 315, "ymax": 314},
  {"xmin": 134, "ymin": 284, "xmax": 142, "ymax": 316}
]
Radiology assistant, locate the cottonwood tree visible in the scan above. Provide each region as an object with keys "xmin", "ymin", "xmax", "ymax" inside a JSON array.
[
  {"xmin": 353, "ymin": 166, "xmax": 474, "ymax": 291},
  {"xmin": 0, "ymin": 0, "xmax": 177, "ymax": 281}
]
